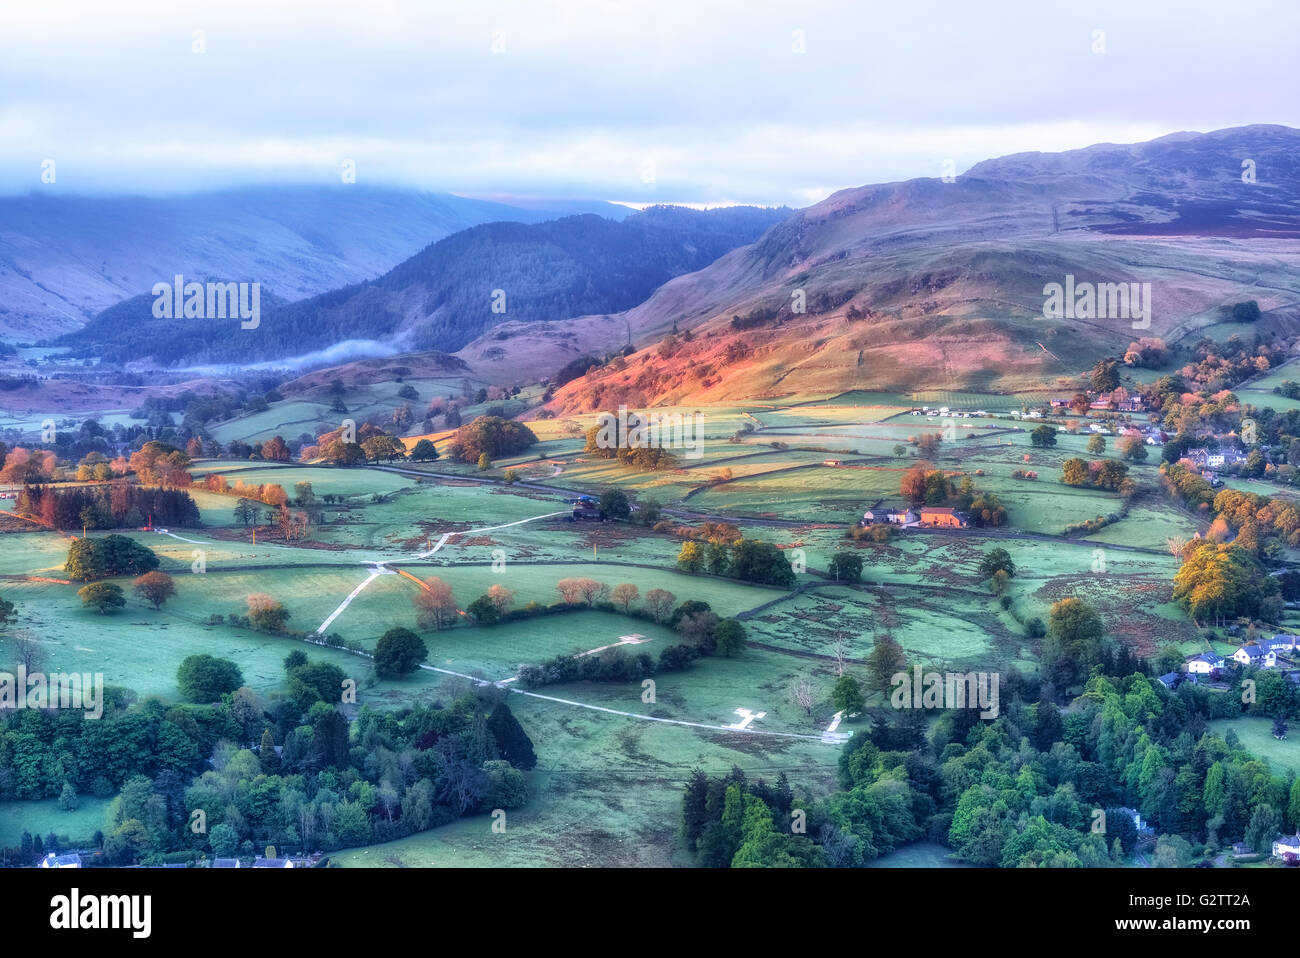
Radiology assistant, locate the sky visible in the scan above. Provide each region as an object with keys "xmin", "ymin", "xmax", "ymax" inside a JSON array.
[{"xmin": 1, "ymin": 0, "xmax": 1297, "ymax": 207}]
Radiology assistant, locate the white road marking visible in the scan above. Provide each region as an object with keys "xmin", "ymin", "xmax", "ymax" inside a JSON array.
[
  {"xmin": 727, "ymin": 707, "xmax": 766, "ymax": 730},
  {"xmin": 314, "ymin": 564, "xmax": 395, "ymax": 634}
]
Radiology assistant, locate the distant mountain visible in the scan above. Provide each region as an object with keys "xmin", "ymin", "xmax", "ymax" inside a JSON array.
[
  {"xmin": 62, "ymin": 204, "xmax": 790, "ymax": 368},
  {"xmin": 0, "ymin": 186, "xmax": 630, "ymax": 342},
  {"xmin": 538, "ymin": 125, "xmax": 1300, "ymax": 411}
]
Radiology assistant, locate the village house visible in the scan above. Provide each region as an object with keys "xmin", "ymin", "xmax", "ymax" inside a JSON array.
[
  {"xmin": 1157, "ymin": 672, "xmax": 1180, "ymax": 689},
  {"xmin": 212, "ymin": 858, "xmax": 241, "ymax": 868},
  {"xmin": 1272, "ymin": 834, "xmax": 1300, "ymax": 859},
  {"xmin": 1233, "ymin": 645, "xmax": 1276, "ymax": 668},
  {"xmin": 39, "ymin": 852, "xmax": 82, "ymax": 869},
  {"xmin": 251, "ymin": 857, "xmax": 295, "ymax": 868},
  {"xmin": 919, "ymin": 506, "xmax": 969, "ymax": 528},
  {"xmin": 1145, "ymin": 429, "xmax": 1167, "ymax": 445},
  {"xmin": 1187, "ymin": 652, "xmax": 1224, "ymax": 675}
]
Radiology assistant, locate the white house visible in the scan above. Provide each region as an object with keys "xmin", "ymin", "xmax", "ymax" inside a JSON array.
[
  {"xmin": 1187, "ymin": 652, "xmax": 1224, "ymax": 674},
  {"xmin": 39, "ymin": 852, "xmax": 82, "ymax": 869},
  {"xmin": 251, "ymin": 857, "xmax": 294, "ymax": 868},
  {"xmin": 1233, "ymin": 645, "xmax": 1276, "ymax": 668},
  {"xmin": 1272, "ymin": 834, "xmax": 1300, "ymax": 858}
]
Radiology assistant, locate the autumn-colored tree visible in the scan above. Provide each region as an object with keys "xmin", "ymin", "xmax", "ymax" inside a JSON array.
[
  {"xmin": 575, "ymin": 578, "xmax": 608, "ymax": 606},
  {"xmin": 900, "ymin": 464, "xmax": 929, "ymax": 504},
  {"xmin": 644, "ymin": 588, "xmax": 676, "ymax": 623},
  {"xmin": 262, "ymin": 436, "xmax": 291, "ymax": 461},
  {"xmin": 412, "ymin": 577, "xmax": 458, "ymax": 630},
  {"xmin": 487, "ymin": 584, "xmax": 515, "ymax": 613},
  {"xmin": 611, "ymin": 583, "xmax": 639, "ymax": 612},
  {"xmin": 555, "ymin": 578, "xmax": 585, "ymax": 604},
  {"xmin": 132, "ymin": 571, "xmax": 176, "ymax": 610}
]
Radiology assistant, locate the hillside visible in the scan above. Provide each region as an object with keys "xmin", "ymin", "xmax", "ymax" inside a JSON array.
[
  {"xmin": 59, "ymin": 204, "xmax": 789, "ymax": 369},
  {"xmin": 0, "ymin": 186, "xmax": 628, "ymax": 343},
  {"xmin": 539, "ymin": 125, "xmax": 1300, "ymax": 411}
]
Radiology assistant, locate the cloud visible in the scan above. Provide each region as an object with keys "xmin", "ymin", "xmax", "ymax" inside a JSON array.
[{"xmin": 1, "ymin": 0, "xmax": 1296, "ymax": 204}]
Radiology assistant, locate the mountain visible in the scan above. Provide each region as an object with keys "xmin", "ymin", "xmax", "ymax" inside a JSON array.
[
  {"xmin": 539, "ymin": 125, "xmax": 1300, "ymax": 412},
  {"xmin": 0, "ymin": 186, "xmax": 629, "ymax": 342},
  {"xmin": 60, "ymin": 204, "xmax": 790, "ymax": 368}
]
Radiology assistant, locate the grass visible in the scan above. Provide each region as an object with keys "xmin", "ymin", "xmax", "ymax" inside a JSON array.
[
  {"xmin": 0, "ymin": 797, "xmax": 114, "ymax": 849},
  {"xmin": 1208, "ymin": 717, "xmax": 1300, "ymax": 776}
]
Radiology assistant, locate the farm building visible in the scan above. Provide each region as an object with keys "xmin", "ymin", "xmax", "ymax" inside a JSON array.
[
  {"xmin": 919, "ymin": 507, "xmax": 968, "ymax": 528},
  {"xmin": 863, "ymin": 503, "xmax": 918, "ymax": 525}
]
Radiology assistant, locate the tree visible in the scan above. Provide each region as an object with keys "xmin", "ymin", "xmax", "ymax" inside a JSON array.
[
  {"xmin": 1061, "ymin": 458, "xmax": 1090, "ymax": 486},
  {"xmin": 466, "ymin": 594, "xmax": 500, "ymax": 624},
  {"xmin": 477, "ymin": 452, "xmax": 492, "ymax": 471},
  {"xmin": 78, "ymin": 582, "xmax": 125, "ymax": 615},
  {"xmin": 677, "ymin": 540, "xmax": 704, "ymax": 573},
  {"xmin": 1087, "ymin": 434, "xmax": 1105, "ymax": 455},
  {"xmin": 132, "ymin": 571, "xmax": 175, "ymax": 610},
  {"xmin": 1091, "ymin": 358, "xmax": 1120, "ymax": 392},
  {"xmin": 58, "ymin": 782, "xmax": 79, "ymax": 811},
  {"xmin": 1030, "ymin": 425, "xmax": 1058, "ymax": 448},
  {"xmin": 977, "ymin": 548, "xmax": 1016, "ymax": 581},
  {"xmin": 598, "ymin": 488, "xmax": 630, "ymax": 521},
  {"xmin": 409, "ymin": 439, "xmax": 439, "ymax": 462},
  {"xmin": 246, "ymin": 594, "xmax": 290, "ymax": 633},
  {"xmin": 866, "ymin": 636, "xmax": 907, "ymax": 694},
  {"xmin": 1042, "ymin": 597, "xmax": 1105, "ymax": 691},
  {"xmin": 791, "ymin": 676, "xmax": 815, "ymax": 716},
  {"xmin": 827, "ymin": 551, "xmax": 864, "ymax": 583},
  {"xmin": 1245, "ymin": 804, "xmax": 1282, "ymax": 853},
  {"xmin": 374, "ymin": 627, "xmax": 428, "ymax": 678},
  {"xmin": 412, "ymin": 577, "xmax": 458, "ymax": 630},
  {"xmin": 1119, "ymin": 436, "xmax": 1148, "ymax": 462},
  {"xmin": 831, "ymin": 675, "xmax": 864, "ymax": 714},
  {"xmin": 487, "ymin": 584, "xmax": 515, "ymax": 613},
  {"xmin": 0, "ymin": 595, "xmax": 17, "ymax": 632},
  {"xmin": 487, "ymin": 702, "xmax": 537, "ymax": 770},
  {"xmin": 611, "ymin": 583, "xmax": 639, "ymax": 612},
  {"xmin": 65, "ymin": 534, "xmax": 160, "ymax": 581},
  {"xmin": 714, "ymin": 618, "xmax": 747, "ymax": 657},
  {"xmin": 447, "ymin": 416, "xmax": 538, "ymax": 463},
  {"xmin": 177, "ymin": 654, "xmax": 244, "ymax": 702},
  {"xmin": 644, "ymin": 588, "xmax": 676, "ymax": 623}
]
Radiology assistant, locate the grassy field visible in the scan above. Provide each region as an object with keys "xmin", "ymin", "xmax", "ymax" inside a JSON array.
[
  {"xmin": 0, "ymin": 797, "xmax": 114, "ymax": 849},
  {"xmin": 1208, "ymin": 718, "xmax": 1300, "ymax": 776}
]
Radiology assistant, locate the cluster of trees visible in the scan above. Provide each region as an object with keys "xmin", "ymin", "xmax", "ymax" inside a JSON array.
[
  {"xmin": 1061, "ymin": 458, "xmax": 1133, "ymax": 494},
  {"xmin": 899, "ymin": 465, "xmax": 1008, "ymax": 526},
  {"xmin": 446, "ymin": 416, "xmax": 537, "ymax": 464},
  {"xmin": 677, "ymin": 537, "xmax": 797, "ymax": 588},
  {"xmin": 0, "ymin": 658, "xmax": 539, "ymax": 863},
  {"xmin": 17, "ymin": 483, "xmax": 199, "ymax": 531},
  {"xmin": 0, "ymin": 447, "xmax": 58, "ymax": 484},
  {"xmin": 64, "ymin": 535, "xmax": 161, "ymax": 581},
  {"xmin": 128, "ymin": 441, "xmax": 193, "ymax": 488},
  {"xmin": 682, "ymin": 648, "xmax": 1300, "ymax": 867},
  {"xmin": 200, "ymin": 473, "xmax": 289, "ymax": 508},
  {"xmin": 582, "ymin": 420, "xmax": 681, "ymax": 472},
  {"xmin": 1172, "ymin": 541, "xmax": 1281, "ymax": 626},
  {"xmin": 1162, "ymin": 464, "xmax": 1300, "ymax": 555}
]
